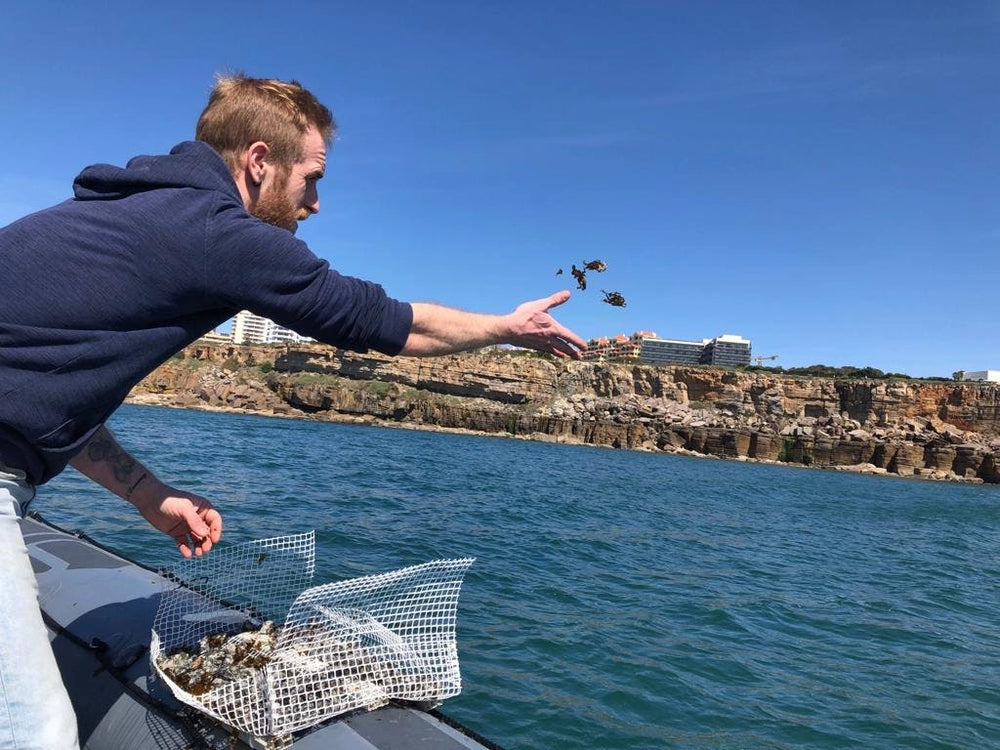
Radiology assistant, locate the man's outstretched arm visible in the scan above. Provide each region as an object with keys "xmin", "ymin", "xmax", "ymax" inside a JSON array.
[
  {"xmin": 400, "ymin": 290, "xmax": 587, "ymax": 358},
  {"xmin": 68, "ymin": 425, "xmax": 222, "ymax": 558}
]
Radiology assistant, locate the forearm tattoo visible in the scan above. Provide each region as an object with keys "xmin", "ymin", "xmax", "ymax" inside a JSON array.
[{"xmin": 85, "ymin": 430, "xmax": 138, "ymax": 483}]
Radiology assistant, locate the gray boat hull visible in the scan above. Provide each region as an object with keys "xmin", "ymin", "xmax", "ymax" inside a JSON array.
[{"xmin": 23, "ymin": 513, "xmax": 496, "ymax": 750}]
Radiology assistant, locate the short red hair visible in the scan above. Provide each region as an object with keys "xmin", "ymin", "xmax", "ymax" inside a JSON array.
[{"xmin": 195, "ymin": 73, "xmax": 336, "ymax": 173}]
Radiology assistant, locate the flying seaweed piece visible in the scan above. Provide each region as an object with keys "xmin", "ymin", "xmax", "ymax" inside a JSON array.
[
  {"xmin": 560, "ymin": 258, "xmax": 611, "ymax": 294},
  {"xmin": 601, "ymin": 290, "xmax": 626, "ymax": 307}
]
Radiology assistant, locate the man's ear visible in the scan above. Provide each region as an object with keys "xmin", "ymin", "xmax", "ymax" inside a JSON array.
[{"xmin": 245, "ymin": 141, "xmax": 271, "ymax": 187}]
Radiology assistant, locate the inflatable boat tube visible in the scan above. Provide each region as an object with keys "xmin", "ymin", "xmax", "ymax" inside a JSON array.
[{"xmin": 22, "ymin": 512, "xmax": 499, "ymax": 750}]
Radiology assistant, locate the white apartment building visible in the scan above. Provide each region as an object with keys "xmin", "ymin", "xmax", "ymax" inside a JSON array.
[
  {"xmin": 966, "ymin": 370, "xmax": 1000, "ymax": 382},
  {"xmin": 231, "ymin": 311, "xmax": 314, "ymax": 345}
]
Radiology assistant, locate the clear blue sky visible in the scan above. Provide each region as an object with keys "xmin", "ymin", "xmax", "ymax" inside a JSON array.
[{"xmin": 2, "ymin": 2, "xmax": 996, "ymax": 377}]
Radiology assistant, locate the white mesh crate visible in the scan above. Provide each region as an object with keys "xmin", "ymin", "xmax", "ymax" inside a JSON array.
[{"xmin": 150, "ymin": 532, "xmax": 473, "ymax": 740}]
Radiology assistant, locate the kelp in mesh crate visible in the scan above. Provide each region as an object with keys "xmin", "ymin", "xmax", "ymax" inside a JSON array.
[{"xmin": 151, "ymin": 531, "xmax": 474, "ymax": 739}]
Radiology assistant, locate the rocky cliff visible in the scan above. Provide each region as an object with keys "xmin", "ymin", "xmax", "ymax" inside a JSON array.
[{"xmin": 128, "ymin": 343, "xmax": 1000, "ymax": 484}]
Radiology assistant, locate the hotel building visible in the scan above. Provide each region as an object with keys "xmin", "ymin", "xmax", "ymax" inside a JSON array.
[
  {"xmin": 700, "ymin": 334, "xmax": 753, "ymax": 367},
  {"xmin": 584, "ymin": 331, "xmax": 752, "ymax": 367}
]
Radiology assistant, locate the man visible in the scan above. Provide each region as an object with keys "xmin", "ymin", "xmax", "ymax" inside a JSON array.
[{"xmin": 0, "ymin": 74, "xmax": 585, "ymax": 749}]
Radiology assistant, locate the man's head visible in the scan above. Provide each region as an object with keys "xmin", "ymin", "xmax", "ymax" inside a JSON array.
[{"xmin": 196, "ymin": 74, "xmax": 335, "ymax": 232}]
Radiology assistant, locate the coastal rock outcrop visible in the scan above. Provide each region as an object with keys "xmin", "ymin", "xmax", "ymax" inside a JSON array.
[{"xmin": 128, "ymin": 344, "xmax": 1000, "ymax": 484}]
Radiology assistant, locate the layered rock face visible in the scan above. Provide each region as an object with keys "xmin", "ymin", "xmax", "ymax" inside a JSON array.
[{"xmin": 129, "ymin": 344, "xmax": 1000, "ymax": 484}]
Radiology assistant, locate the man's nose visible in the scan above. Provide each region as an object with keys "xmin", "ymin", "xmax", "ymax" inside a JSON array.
[{"xmin": 305, "ymin": 185, "xmax": 320, "ymax": 214}]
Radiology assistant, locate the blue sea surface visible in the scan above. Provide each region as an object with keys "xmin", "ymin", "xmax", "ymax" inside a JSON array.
[{"xmin": 42, "ymin": 404, "xmax": 1000, "ymax": 749}]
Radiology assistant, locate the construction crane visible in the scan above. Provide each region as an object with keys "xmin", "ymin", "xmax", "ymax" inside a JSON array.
[{"xmin": 753, "ymin": 354, "xmax": 778, "ymax": 367}]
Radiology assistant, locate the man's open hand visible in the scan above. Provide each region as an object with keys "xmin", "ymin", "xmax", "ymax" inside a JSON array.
[{"xmin": 505, "ymin": 291, "xmax": 587, "ymax": 359}]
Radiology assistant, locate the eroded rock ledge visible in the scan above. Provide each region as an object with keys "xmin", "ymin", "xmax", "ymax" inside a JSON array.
[{"xmin": 127, "ymin": 343, "xmax": 1000, "ymax": 484}]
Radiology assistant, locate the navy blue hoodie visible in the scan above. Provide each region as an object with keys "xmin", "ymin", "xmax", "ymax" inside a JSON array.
[{"xmin": 0, "ymin": 141, "xmax": 413, "ymax": 484}]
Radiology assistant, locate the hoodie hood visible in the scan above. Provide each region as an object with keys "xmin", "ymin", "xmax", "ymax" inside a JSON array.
[{"xmin": 73, "ymin": 141, "xmax": 241, "ymax": 203}]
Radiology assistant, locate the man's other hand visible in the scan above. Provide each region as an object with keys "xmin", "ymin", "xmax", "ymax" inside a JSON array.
[{"xmin": 135, "ymin": 486, "xmax": 223, "ymax": 558}]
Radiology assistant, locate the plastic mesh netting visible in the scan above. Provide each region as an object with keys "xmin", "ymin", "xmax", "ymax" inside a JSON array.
[{"xmin": 150, "ymin": 532, "xmax": 474, "ymax": 739}]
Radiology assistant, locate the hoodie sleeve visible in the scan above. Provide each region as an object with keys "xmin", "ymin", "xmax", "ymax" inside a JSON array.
[{"xmin": 202, "ymin": 200, "xmax": 412, "ymax": 355}]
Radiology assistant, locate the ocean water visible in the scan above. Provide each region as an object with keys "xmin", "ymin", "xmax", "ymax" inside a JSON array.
[{"xmin": 41, "ymin": 404, "xmax": 1000, "ymax": 749}]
